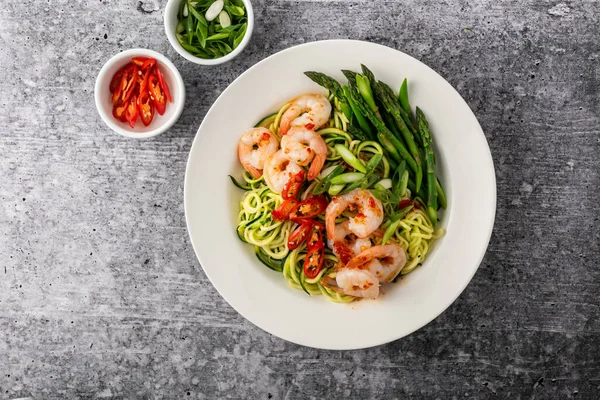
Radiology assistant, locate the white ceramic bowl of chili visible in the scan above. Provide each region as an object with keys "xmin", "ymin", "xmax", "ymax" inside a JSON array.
[{"xmin": 95, "ymin": 48, "xmax": 185, "ymax": 139}]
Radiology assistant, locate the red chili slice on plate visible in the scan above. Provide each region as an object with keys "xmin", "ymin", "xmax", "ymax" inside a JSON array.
[
  {"xmin": 306, "ymin": 221, "xmax": 325, "ymax": 251},
  {"xmin": 282, "ymin": 170, "xmax": 305, "ymax": 200},
  {"xmin": 287, "ymin": 220, "xmax": 312, "ymax": 250},
  {"xmin": 289, "ymin": 195, "xmax": 328, "ymax": 223},
  {"xmin": 272, "ymin": 198, "xmax": 299, "ymax": 221},
  {"xmin": 304, "ymin": 246, "xmax": 324, "ymax": 279},
  {"xmin": 399, "ymin": 199, "xmax": 419, "ymax": 210}
]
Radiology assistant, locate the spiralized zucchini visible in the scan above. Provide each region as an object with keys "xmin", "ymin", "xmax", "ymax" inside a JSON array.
[{"xmin": 234, "ymin": 96, "xmax": 444, "ymax": 303}]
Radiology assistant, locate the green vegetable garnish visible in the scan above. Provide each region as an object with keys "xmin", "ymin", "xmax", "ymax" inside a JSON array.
[{"xmin": 176, "ymin": 0, "xmax": 248, "ymax": 59}]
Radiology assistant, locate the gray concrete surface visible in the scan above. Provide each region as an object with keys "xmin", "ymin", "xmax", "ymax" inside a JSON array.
[{"xmin": 1, "ymin": 0, "xmax": 599, "ymax": 398}]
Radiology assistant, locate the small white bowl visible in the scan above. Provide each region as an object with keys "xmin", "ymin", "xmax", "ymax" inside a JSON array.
[
  {"xmin": 94, "ymin": 48, "xmax": 185, "ymax": 139},
  {"xmin": 164, "ymin": 0, "xmax": 254, "ymax": 65}
]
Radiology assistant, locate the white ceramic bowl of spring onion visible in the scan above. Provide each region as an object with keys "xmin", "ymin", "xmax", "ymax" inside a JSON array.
[
  {"xmin": 164, "ymin": 0, "xmax": 254, "ymax": 65},
  {"xmin": 184, "ymin": 40, "xmax": 497, "ymax": 350}
]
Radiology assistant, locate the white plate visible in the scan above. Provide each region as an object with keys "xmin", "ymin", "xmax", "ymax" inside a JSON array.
[{"xmin": 184, "ymin": 40, "xmax": 496, "ymax": 350}]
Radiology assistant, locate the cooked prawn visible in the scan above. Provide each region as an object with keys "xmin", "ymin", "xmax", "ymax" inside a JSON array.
[
  {"xmin": 322, "ymin": 268, "xmax": 380, "ymax": 299},
  {"xmin": 237, "ymin": 127, "xmax": 279, "ymax": 179},
  {"xmin": 280, "ymin": 127, "xmax": 327, "ymax": 180},
  {"xmin": 325, "ymin": 189, "xmax": 384, "ymax": 241},
  {"xmin": 328, "ymin": 220, "xmax": 372, "ymax": 264},
  {"xmin": 346, "ymin": 244, "xmax": 407, "ymax": 283},
  {"xmin": 279, "ymin": 94, "xmax": 332, "ymax": 135},
  {"xmin": 263, "ymin": 149, "xmax": 303, "ymax": 194}
]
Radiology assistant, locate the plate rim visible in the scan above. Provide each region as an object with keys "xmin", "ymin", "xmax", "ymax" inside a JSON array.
[{"xmin": 184, "ymin": 39, "xmax": 497, "ymax": 350}]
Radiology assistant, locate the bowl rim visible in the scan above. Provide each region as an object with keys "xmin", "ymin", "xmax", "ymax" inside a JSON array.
[
  {"xmin": 184, "ymin": 39, "xmax": 497, "ymax": 350},
  {"xmin": 164, "ymin": 0, "xmax": 254, "ymax": 66},
  {"xmin": 94, "ymin": 48, "xmax": 186, "ymax": 139}
]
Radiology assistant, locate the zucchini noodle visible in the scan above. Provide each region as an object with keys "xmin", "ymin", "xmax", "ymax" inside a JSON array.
[
  {"xmin": 237, "ymin": 173, "xmax": 293, "ymax": 260},
  {"xmin": 272, "ymin": 102, "xmax": 292, "ymax": 137},
  {"xmin": 234, "ymin": 96, "xmax": 445, "ymax": 303},
  {"xmin": 283, "ymin": 246, "xmax": 355, "ymax": 303},
  {"xmin": 393, "ymin": 208, "xmax": 445, "ymax": 275}
]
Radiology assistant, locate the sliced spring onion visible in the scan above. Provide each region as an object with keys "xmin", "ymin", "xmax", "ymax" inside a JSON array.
[
  {"xmin": 319, "ymin": 165, "xmax": 338, "ymax": 179},
  {"xmin": 331, "ymin": 172, "xmax": 365, "ymax": 185},
  {"xmin": 218, "ymin": 10, "xmax": 231, "ymax": 28},
  {"xmin": 382, "ymin": 220, "xmax": 400, "ymax": 245},
  {"xmin": 328, "ymin": 184, "xmax": 345, "ymax": 196},
  {"xmin": 334, "ymin": 144, "xmax": 366, "ymax": 173},
  {"xmin": 398, "ymin": 170, "xmax": 409, "ymax": 197},
  {"xmin": 377, "ymin": 178, "xmax": 392, "ymax": 189},
  {"xmin": 340, "ymin": 153, "xmax": 382, "ymax": 194},
  {"xmin": 205, "ymin": 0, "xmax": 224, "ymax": 21},
  {"xmin": 313, "ymin": 165, "xmax": 344, "ymax": 195}
]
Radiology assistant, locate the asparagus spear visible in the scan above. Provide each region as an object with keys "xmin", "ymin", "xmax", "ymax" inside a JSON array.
[
  {"xmin": 303, "ymin": 71, "xmax": 373, "ymax": 140},
  {"xmin": 303, "ymin": 71, "xmax": 345, "ymax": 102},
  {"xmin": 399, "ymin": 78, "xmax": 411, "ymax": 115},
  {"xmin": 415, "ymin": 107, "xmax": 438, "ymax": 226},
  {"xmin": 379, "ymin": 81, "xmax": 421, "ymax": 144},
  {"xmin": 436, "ymin": 177, "xmax": 448, "ymax": 210},
  {"xmin": 363, "ymin": 72, "xmax": 423, "ymax": 192},
  {"xmin": 342, "ymin": 85, "xmax": 375, "ymax": 139},
  {"xmin": 380, "ymin": 106, "xmax": 404, "ymax": 141},
  {"xmin": 377, "ymin": 83, "xmax": 423, "ymax": 193},
  {"xmin": 346, "ymin": 123, "xmax": 368, "ymax": 141},
  {"xmin": 341, "ymin": 70, "xmax": 358, "ymax": 87},
  {"xmin": 376, "ymin": 131, "xmax": 401, "ymax": 163},
  {"xmin": 346, "ymin": 84, "xmax": 417, "ymax": 172},
  {"xmin": 356, "ymin": 74, "xmax": 378, "ymax": 115},
  {"xmin": 355, "ymin": 65, "xmax": 422, "ymax": 191},
  {"xmin": 407, "ymin": 179, "xmax": 428, "ymax": 202}
]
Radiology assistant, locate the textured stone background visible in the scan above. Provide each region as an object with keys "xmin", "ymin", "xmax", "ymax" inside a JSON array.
[{"xmin": 1, "ymin": 0, "xmax": 599, "ymax": 398}]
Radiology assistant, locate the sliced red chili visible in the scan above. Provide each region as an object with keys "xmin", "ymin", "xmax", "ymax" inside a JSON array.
[
  {"xmin": 139, "ymin": 68, "xmax": 151, "ymax": 93},
  {"xmin": 399, "ymin": 199, "xmax": 411, "ymax": 208},
  {"xmin": 111, "ymin": 65, "xmax": 138, "ymax": 105},
  {"xmin": 112, "ymin": 101, "xmax": 127, "ymax": 122},
  {"xmin": 131, "ymin": 57, "xmax": 154, "ymax": 67},
  {"xmin": 399, "ymin": 199, "xmax": 420, "ymax": 210},
  {"xmin": 137, "ymin": 89, "xmax": 154, "ymax": 127},
  {"xmin": 124, "ymin": 94, "xmax": 138, "ymax": 128},
  {"xmin": 272, "ymin": 198, "xmax": 299, "ymax": 221},
  {"xmin": 289, "ymin": 195, "xmax": 329, "ymax": 223},
  {"xmin": 147, "ymin": 73, "xmax": 167, "ymax": 116},
  {"xmin": 154, "ymin": 66, "xmax": 172, "ymax": 103},
  {"xmin": 140, "ymin": 58, "xmax": 156, "ymax": 71},
  {"xmin": 109, "ymin": 59, "xmax": 170, "ymax": 128},
  {"xmin": 303, "ymin": 246, "xmax": 324, "ymax": 279},
  {"xmin": 282, "ymin": 170, "xmax": 305, "ymax": 200},
  {"xmin": 109, "ymin": 63, "xmax": 130, "ymax": 93},
  {"xmin": 306, "ymin": 221, "xmax": 325, "ymax": 251},
  {"xmin": 287, "ymin": 221, "xmax": 312, "ymax": 250}
]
